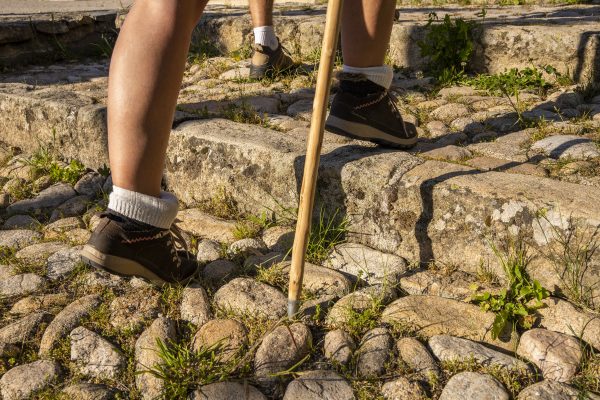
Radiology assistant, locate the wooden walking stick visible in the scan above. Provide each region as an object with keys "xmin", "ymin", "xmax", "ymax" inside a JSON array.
[{"xmin": 288, "ymin": 0, "xmax": 344, "ymax": 317}]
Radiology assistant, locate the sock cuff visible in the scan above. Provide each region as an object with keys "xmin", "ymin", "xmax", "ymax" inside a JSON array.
[
  {"xmin": 342, "ymin": 64, "xmax": 394, "ymax": 89},
  {"xmin": 253, "ymin": 25, "xmax": 278, "ymax": 50},
  {"xmin": 108, "ymin": 185, "xmax": 179, "ymax": 229}
]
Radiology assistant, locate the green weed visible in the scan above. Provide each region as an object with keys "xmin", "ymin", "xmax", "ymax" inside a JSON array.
[
  {"xmin": 471, "ymin": 237, "xmax": 549, "ymax": 339},
  {"xmin": 255, "ymin": 262, "xmax": 288, "ymax": 292},
  {"xmin": 27, "ymin": 148, "xmax": 86, "ymax": 186},
  {"xmin": 441, "ymin": 357, "xmax": 536, "ymax": 397},
  {"xmin": 233, "ymin": 212, "xmax": 274, "ymax": 240},
  {"xmin": 141, "ymin": 339, "xmax": 234, "ymax": 399},
  {"xmin": 306, "ymin": 209, "xmax": 348, "ymax": 265},
  {"xmin": 417, "ymin": 12, "xmax": 480, "ymax": 85},
  {"xmin": 198, "ymin": 187, "xmax": 239, "ymax": 220},
  {"xmin": 541, "ymin": 216, "xmax": 600, "ymax": 311},
  {"xmin": 463, "ymin": 66, "xmax": 555, "ymax": 96}
]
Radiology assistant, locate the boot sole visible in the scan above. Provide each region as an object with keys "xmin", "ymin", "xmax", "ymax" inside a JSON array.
[
  {"xmin": 325, "ymin": 115, "xmax": 418, "ymax": 149},
  {"xmin": 80, "ymin": 245, "xmax": 195, "ymax": 287}
]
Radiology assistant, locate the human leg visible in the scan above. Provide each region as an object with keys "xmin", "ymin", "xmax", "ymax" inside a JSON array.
[
  {"xmin": 81, "ymin": 0, "xmax": 208, "ymax": 284},
  {"xmin": 248, "ymin": 0, "xmax": 294, "ymax": 79},
  {"xmin": 325, "ymin": 0, "xmax": 418, "ymax": 148}
]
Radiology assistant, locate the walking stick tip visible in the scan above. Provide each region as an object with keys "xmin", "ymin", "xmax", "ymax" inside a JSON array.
[{"xmin": 287, "ymin": 300, "xmax": 299, "ymax": 318}]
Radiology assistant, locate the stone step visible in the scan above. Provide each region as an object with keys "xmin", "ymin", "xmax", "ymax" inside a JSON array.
[
  {"xmin": 0, "ymin": 11, "xmax": 119, "ymax": 66},
  {"xmin": 0, "ymin": 60, "xmax": 599, "ymax": 297},
  {"xmin": 195, "ymin": 4, "xmax": 600, "ymax": 82},
  {"xmin": 2, "ymin": 4, "xmax": 599, "ymax": 82}
]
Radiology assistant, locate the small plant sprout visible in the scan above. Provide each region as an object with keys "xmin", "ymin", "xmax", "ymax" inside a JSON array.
[{"xmin": 471, "ymin": 236, "xmax": 550, "ymax": 339}]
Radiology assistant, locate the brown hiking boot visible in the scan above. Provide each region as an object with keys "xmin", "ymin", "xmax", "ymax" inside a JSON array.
[
  {"xmin": 325, "ymin": 74, "xmax": 418, "ymax": 148},
  {"xmin": 80, "ymin": 211, "xmax": 199, "ymax": 286},
  {"xmin": 249, "ymin": 39, "xmax": 295, "ymax": 79}
]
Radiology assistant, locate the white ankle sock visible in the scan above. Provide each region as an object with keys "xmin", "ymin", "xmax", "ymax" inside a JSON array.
[
  {"xmin": 253, "ymin": 26, "xmax": 279, "ymax": 50},
  {"xmin": 108, "ymin": 185, "xmax": 179, "ymax": 230},
  {"xmin": 342, "ymin": 65, "xmax": 394, "ymax": 89}
]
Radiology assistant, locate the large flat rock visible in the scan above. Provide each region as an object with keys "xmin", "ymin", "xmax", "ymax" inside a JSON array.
[{"xmin": 196, "ymin": 5, "xmax": 600, "ymax": 82}]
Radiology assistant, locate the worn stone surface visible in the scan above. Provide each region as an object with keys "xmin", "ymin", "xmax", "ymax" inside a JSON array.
[
  {"xmin": 214, "ymin": 277, "xmax": 287, "ymax": 319},
  {"xmin": 2, "ymin": 214, "xmax": 38, "ymax": 229},
  {"xmin": 0, "ymin": 273, "xmax": 45, "ymax": 298},
  {"xmin": 439, "ymin": 372, "xmax": 509, "ymax": 400},
  {"xmin": 135, "ymin": 317, "xmax": 177, "ymax": 400},
  {"xmin": 196, "ymin": 239, "xmax": 222, "ymax": 264},
  {"xmin": 326, "ymin": 243, "xmax": 408, "ymax": 285},
  {"xmin": 262, "ymin": 225, "xmax": 295, "ymax": 253},
  {"xmin": 356, "ymin": 327, "xmax": 394, "ymax": 378},
  {"xmin": 429, "ymin": 335, "xmax": 530, "ymax": 372},
  {"xmin": 50, "ymin": 194, "xmax": 91, "ymax": 221},
  {"xmin": 180, "ymin": 285, "xmax": 212, "ymax": 327},
  {"xmin": 6, "ymin": 183, "xmax": 77, "ymax": 215},
  {"xmin": 516, "ymin": 380, "xmax": 587, "ymax": 400},
  {"xmin": 536, "ymin": 297, "xmax": 600, "ymax": 350},
  {"xmin": 74, "ymin": 172, "xmax": 105, "ymax": 197},
  {"xmin": 0, "ymin": 311, "xmax": 51, "ymax": 346},
  {"xmin": 396, "ymin": 337, "xmax": 440, "ymax": 380},
  {"xmin": 202, "ymin": 259, "xmax": 240, "ymax": 284},
  {"xmin": 382, "ymin": 377, "xmax": 428, "ymax": 400},
  {"xmin": 254, "ymin": 323, "xmax": 312, "ymax": 385},
  {"xmin": 177, "ymin": 209, "xmax": 236, "ymax": 243},
  {"xmin": 423, "ymin": 145, "xmax": 473, "ymax": 162},
  {"xmin": 381, "ymin": 295, "xmax": 514, "ymax": 351},
  {"xmin": 227, "ymin": 238, "xmax": 268, "ymax": 258},
  {"xmin": 531, "ymin": 135, "xmax": 600, "ymax": 160},
  {"xmin": 46, "ymin": 246, "xmax": 82, "ymax": 280},
  {"xmin": 399, "ymin": 269, "xmax": 491, "ymax": 301},
  {"xmin": 323, "ymin": 329, "xmax": 355, "ymax": 366},
  {"xmin": 9, "ymin": 293, "xmax": 69, "ymax": 315},
  {"xmin": 0, "ymin": 360, "xmax": 61, "ymax": 400},
  {"xmin": 70, "ymin": 326, "xmax": 125, "ymax": 379},
  {"xmin": 326, "ymin": 285, "xmax": 397, "ymax": 329},
  {"xmin": 279, "ymin": 261, "xmax": 352, "ymax": 297},
  {"xmin": 190, "ymin": 382, "xmax": 267, "ymax": 400},
  {"xmin": 45, "ymin": 216, "xmax": 85, "ymax": 233},
  {"xmin": 15, "ymin": 241, "xmax": 68, "ymax": 264},
  {"xmin": 0, "ymin": 229, "xmax": 41, "ymax": 249},
  {"xmin": 517, "ymin": 328, "xmax": 582, "ymax": 383},
  {"xmin": 61, "ymin": 383, "xmax": 118, "ymax": 400},
  {"xmin": 109, "ymin": 289, "xmax": 160, "ymax": 331},
  {"xmin": 192, "ymin": 319, "xmax": 247, "ymax": 362},
  {"xmin": 39, "ymin": 294, "xmax": 101, "ymax": 356},
  {"xmin": 283, "ymin": 370, "xmax": 354, "ymax": 400}
]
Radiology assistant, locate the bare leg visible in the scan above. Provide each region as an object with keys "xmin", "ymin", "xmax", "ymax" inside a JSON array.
[
  {"xmin": 249, "ymin": 0, "xmax": 274, "ymax": 27},
  {"xmin": 108, "ymin": 0, "xmax": 208, "ymax": 197},
  {"xmin": 341, "ymin": 0, "xmax": 395, "ymax": 68}
]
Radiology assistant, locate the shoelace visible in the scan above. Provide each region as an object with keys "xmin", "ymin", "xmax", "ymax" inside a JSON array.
[
  {"xmin": 354, "ymin": 89, "xmax": 403, "ymax": 118},
  {"xmin": 166, "ymin": 220, "xmax": 190, "ymax": 268}
]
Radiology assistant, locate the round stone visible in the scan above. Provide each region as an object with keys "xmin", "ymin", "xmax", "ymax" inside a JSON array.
[
  {"xmin": 283, "ymin": 370, "xmax": 354, "ymax": 400},
  {"xmin": 355, "ymin": 327, "xmax": 394, "ymax": 378},
  {"xmin": 254, "ymin": 323, "xmax": 312, "ymax": 385},
  {"xmin": 324, "ymin": 329, "xmax": 355, "ymax": 366},
  {"xmin": 190, "ymin": 382, "xmax": 266, "ymax": 400},
  {"xmin": 213, "ymin": 277, "xmax": 287, "ymax": 319},
  {"xmin": 192, "ymin": 319, "xmax": 247, "ymax": 363},
  {"xmin": 202, "ymin": 259, "xmax": 240, "ymax": 285},
  {"xmin": 70, "ymin": 326, "xmax": 125, "ymax": 379},
  {"xmin": 517, "ymin": 328, "xmax": 582, "ymax": 383},
  {"xmin": 439, "ymin": 372, "xmax": 509, "ymax": 400},
  {"xmin": 0, "ymin": 360, "xmax": 61, "ymax": 400},
  {"xmin": 180, "ymin": 285, "xmax": 212, "ymax": 327}
]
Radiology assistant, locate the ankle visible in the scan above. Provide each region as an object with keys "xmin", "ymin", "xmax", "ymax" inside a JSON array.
[
  {"xmin": 253, "ymin": 26, "xmax": 278, "ymax": 51},
  {"xmin": 107, "ymin": 185, "xmax": 179, "ymax": 229}
]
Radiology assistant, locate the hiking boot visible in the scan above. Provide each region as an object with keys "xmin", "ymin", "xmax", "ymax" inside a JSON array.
[
  {"xmin": 325, "ymin": 74, "xmax": 418, "ymax": 148},
  {"xmin": 80, "ymin": 211, "xmax": 199, "ymax": 286},
  {"xmin": 249, "ymin": 39, "xmax": 295, "ymax": 79}
]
